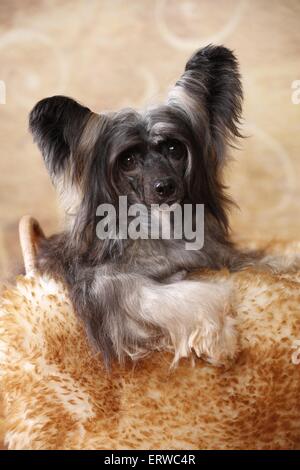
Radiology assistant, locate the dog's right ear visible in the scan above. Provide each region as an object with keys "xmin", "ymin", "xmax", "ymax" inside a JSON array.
[{"xmin": 29, "ymin": 95, "xmax": 93, "ymax": 181}]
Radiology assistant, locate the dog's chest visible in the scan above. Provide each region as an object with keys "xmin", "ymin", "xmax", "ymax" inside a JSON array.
[{"xmin": 122, "ymin": 239, "xmax": 206, "ymax": 279}]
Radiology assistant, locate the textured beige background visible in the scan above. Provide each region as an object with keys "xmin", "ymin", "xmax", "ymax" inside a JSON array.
[{"xmin": 0, "ymin": 0, "xmax": 300, "ymax": 284}]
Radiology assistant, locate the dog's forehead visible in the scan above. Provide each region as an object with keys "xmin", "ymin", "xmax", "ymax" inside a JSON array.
[
  {"xmin": 145, "ymin": 106, "xmax": 195, "ymax": 145},
  {"xmin": 110, "ymin": 109, "xmax": 147, "ymax": 140},
  {"xmin": 107, "ymin": 106, "xmax": 192, "ymax": 151},
  {"xmin": 145, "ymin": 106, "xmax": 183, "ymax": 131}
]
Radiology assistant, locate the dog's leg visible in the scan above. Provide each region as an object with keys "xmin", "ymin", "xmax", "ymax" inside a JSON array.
[
  {"xmin": 140, "ymin": 279, "xmax": 237, "ymax": 366},
  {"xmin": 221, "ymin": 245, "xmax": 300, "ymax": 274},
  {"xmin": 72, "ymin": 270, "xmax": 237, "ymax": 367},
  {"xmin": 259, "ymin": 253, "xmax": 300, "ymax": 274}
]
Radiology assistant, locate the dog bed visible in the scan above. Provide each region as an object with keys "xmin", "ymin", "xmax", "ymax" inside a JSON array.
[{"xmin": 0, "ymin": 217, "xmax": 300, "ymax": 449}]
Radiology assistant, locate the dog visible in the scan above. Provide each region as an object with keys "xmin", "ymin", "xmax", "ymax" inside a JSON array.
[{"xmin": 28, "ymin": 45, "xmax": 269, "ymax": 368}]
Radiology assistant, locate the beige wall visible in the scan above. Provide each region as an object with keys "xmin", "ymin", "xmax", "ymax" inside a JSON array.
[{"xmin": 0, "ymin": 0, "xmax": 300, "ymax": 282}]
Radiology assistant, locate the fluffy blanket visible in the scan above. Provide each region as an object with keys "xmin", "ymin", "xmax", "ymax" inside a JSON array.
[{"xmin": 1, "ymin": 243, "xmax": 300, "ymax": 449}]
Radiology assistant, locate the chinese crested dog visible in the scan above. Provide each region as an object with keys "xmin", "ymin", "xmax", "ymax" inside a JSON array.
[{"xmin": 29, "ymin": 45, "xmax": 259, "ymax": 367}]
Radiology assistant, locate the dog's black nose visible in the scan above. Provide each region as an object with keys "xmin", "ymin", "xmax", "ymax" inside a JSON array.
[{"xmin": 154, "ymin": 178, "xmax": 176, "ymax": 198}]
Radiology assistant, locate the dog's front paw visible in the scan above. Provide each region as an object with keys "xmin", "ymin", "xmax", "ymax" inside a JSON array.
[
  {"xmin": 188, "ymin": 292, "xmax": 238, "ymax": 367},
  {"xmin": 261, "ymin": 253, "xmax": 300, "ymax": 274}
]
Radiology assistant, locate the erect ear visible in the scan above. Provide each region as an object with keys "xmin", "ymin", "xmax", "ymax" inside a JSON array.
[
  {"xmin": 29, "ymin": 96, "xmax": 107, "ymax": 216},
  {"xmin": 168, "ymin": 45, "xmax": 243, "ymax": 166},
  {"xmin": 29, "ymin": 95, "xmax": 93, "ymax": 181}
]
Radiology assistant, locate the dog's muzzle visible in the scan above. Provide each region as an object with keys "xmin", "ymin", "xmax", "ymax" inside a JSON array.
[{"xmin": 153, "ymin": 177, "xmax": 176, "ymax": 201}]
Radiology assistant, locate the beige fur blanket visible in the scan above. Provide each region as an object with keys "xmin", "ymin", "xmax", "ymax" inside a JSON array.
[{"xmin": 1, "ymin": 244, "xmax": 300, "ymax": 449}]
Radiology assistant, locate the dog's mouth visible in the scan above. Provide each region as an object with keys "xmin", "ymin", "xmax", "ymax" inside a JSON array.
[
  {"xmin": 143, "ymin": 177, "xmax": 184, "ymax": 208},
  {"xmin": 149, "ymin": 193, "xmax": 183, "ymax": 209},
  {"xmin": 157, "ymin": 199, "xmax": 182, "ymax": 211},
  {"xmin": 142, "ymin": 182, "xmax": 185, "ymax": 208}
]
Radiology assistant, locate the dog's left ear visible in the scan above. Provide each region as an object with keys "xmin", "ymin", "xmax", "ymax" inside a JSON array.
[{"xmin": 168, "ymin": 45, "xmax": 243, "ymax": 166}]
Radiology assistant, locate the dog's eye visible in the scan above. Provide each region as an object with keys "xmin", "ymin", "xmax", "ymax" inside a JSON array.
[
  {"xmin": 161, "ymin": 139, "xmax": 186, "ymax": 160},
  {"xmin": 120, "ymin": 152, "xmax": 139, "ymax": 171}
]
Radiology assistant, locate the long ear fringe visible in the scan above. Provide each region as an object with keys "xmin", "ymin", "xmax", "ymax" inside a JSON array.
[
  {"xmin": 168, "ymin": 45, "xmax": 244, "ymax": 232},
  {"xmin": 168, "ymin": 45, "xmax": 243, "ymax": 166},
  {"xmin": 29, "ymin": 95, "xmax": 91, "ymax": 177}
]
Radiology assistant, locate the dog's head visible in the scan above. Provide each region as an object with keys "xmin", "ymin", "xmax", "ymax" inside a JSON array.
[{"xmin": 29, "ymin": 45, "xmax": 242, "ymax": 247}]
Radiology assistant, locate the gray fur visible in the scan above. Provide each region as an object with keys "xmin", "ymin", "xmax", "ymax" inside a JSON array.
[{"xmin": 29, "ymin": 45, "xmax": 255, "ymax": 367}]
